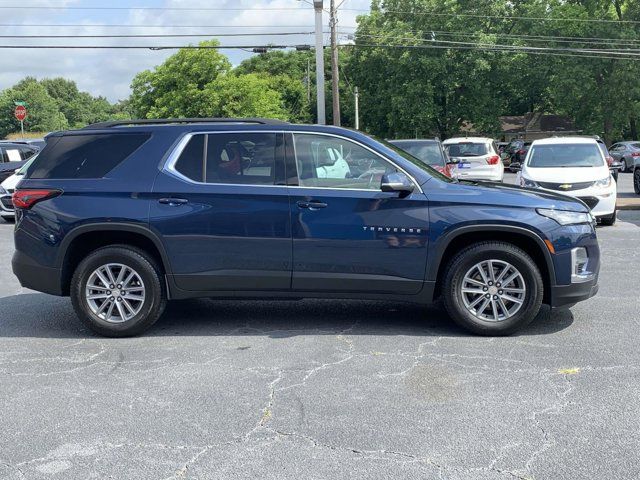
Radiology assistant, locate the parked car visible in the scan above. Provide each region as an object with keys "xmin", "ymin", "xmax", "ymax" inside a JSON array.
[
  {"xmin": 388, "ymin": 139, "xmax": 453, "ymax": 177},
  {"xmin": 0, "ymin": 142, "xmax": 38, "ymax": 183},
  {"xmin": 514, "ymin": 137, "xmax": 617, "ymax": 225},
  {"xmin": 594, "ymin": 138, "xmax": 622, "ymax": 182},
  {"xmin": 609, "ymin": 141, "xmax": 640, "ymax": 173},
  {"xmin": 0, "ymin": 156, "xmax": 37, "ymax": 221},
  {"xmin": 12, "ymin": 118, "xmax": 599, "ymax": 337},
  {"xmin": 505, "ymin": 139, "xmax": 532, "ymax": 169},
  {"xmin": 442, "ymin": 137, "xmax": 504, "ymax": 181},
  {"xmin": 0, "ymin": 138, "xmax": 46, "ymax": 150}
]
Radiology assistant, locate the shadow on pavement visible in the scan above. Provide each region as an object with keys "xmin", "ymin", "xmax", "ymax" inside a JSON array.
[{"xmin": 0, "ymin": 293, "xmax": 574, "ymax": 339}]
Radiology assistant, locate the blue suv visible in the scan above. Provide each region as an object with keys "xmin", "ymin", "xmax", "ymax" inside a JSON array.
[{"xmin": 11, "ymin": 118, "xmax": 599, "ymax": 337}]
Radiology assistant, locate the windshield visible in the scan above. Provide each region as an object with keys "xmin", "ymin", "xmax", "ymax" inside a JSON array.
[
  {"xmin": 390, "ymin": 141, "xmax": 445, "ymax": 166},
  {"xmin": 527, "ymin": 144, "xmax": 605, "ymax": 168},
  {"xmin": 444, "ymin": 142, "xmax": 488, "ymax": 157},
  {"xmin": 377, "ymin": 137, "xmax": 452, "ymax": 182}
]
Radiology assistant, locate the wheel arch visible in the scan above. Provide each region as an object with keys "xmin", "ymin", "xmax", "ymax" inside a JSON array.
[
  {"xmin": 429, "ymin": 225, "xmax": 555, "ymax": 305},
  {"xmin": 57, "ymin": 223, "xmax": 171, "ymax": 296}
]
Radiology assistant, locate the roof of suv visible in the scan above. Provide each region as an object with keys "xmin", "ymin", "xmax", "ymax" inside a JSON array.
[
  {"xmin": 532, "ymin": 137, "xmax": 598, "ymax": 146},
  {"xmin": 442, "ymin": 137, "xmax": 493, "ymax": 144}
]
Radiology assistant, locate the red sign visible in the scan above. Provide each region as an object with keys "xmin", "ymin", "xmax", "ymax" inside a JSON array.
[{"xmin": 14, "ymin": 105, "xmax": 27, "ymax": 122}]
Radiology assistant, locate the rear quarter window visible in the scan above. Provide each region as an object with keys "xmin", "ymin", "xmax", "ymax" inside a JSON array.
[{"xmin": 27, "ymin": 133, "xmax": 150, "ymax": 179}]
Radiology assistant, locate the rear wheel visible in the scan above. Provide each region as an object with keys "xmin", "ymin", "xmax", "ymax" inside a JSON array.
[
  {"xmin": 71, "ymin": 245, "xmax": 167, "ymax": 337},
  {"xmin": 442, "ymin": 242, "xmax": 543, "ymax": 335},
  {"xmin": 634, "ymin": 169, "xmax": 640, "ymax": 194},
  {"xmin": 621, "ymin": 159, "xmax": 628, "ymax": 173}
]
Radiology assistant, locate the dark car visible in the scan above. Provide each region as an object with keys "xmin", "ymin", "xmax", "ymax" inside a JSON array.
[
  {"xmin": 12, "ymin": 118, "xmax": 599, "ymax": 337},
  {"xmin": 0, "ymin": 142, "xmax": 39, "ymax": 182},
  {"xmin": 388, "ymin": 139, "xmax": 453, "ymax": 177},
  {"xmin": 609, "ymin": 141, "xmax": 640, "ymax": 173},
  {"xmin": 506, "ymin": 139, "xmax": 531, "ymax": 170}
]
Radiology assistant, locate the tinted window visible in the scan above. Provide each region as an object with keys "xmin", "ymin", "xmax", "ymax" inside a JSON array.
[
  {"xmin": 28, "ymin": 133, "xmax": 150, "ymax": 179},
  {"xmin": 293, "ymin": 133, "xmax": 397, "ymax": 190},
  {"xmin": 632, "ymin": 143, "xmax": 640, "ymax": 149},
  {"xmin": 391, "ymin": 141, "xmax": 444, "ymax": 166},
  {"xmin": 19, "ymin": 147, "xmax": 37, "ymax": 160},
  {"xmin": 173, "ymin": 133, "xmax": 278, "ymax": 186},
  {"xmin": 445, "ymin": 142, "xmax": 488, "ymax": 157},
  {"xmin": 527, "ymin": 144, "xmax": 604, "ymax": 168},
  {"xmin": 174, "ymin": 135, "xmax": 205, "ymax": 182}
]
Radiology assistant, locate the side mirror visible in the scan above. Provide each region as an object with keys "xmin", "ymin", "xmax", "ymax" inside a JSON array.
[
  {"xmin": 510, "ymin": 162, "xmax": 522, "ymax": 172},
  {"xmin": 381, "ymin": 172, "xmax": 414, "ymax": 196},
  {"xmin": 446, "ymin": 157, "xmax": 460, "ymax": 165}
]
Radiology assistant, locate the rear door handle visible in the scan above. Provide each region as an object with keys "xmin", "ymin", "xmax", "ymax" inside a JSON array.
[
  {"xmin": 297, "ymin": 200, "xmax": 327, "ymax": 210},
  {"xmin": 159, "ymin": 198, "xmax": 189, "ymax": 206}
]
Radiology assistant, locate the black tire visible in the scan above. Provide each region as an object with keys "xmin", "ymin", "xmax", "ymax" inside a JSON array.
[
  {"xmin": 70, "ymin": 245, "xmax": 167, "ymax": 337},
  {"xmin": 442, "ymin": 241, "xmax": 543, "ymax": 336},
  {"xmin": 621, "ymin": 159, "xmax": 628, "ymax": 173},
  {"xmin": 634, "ymin": 169, "xmax": 640, "ymax": 194},
  {"xmin": 600, "ymin": 210, "xmax": 617, "ymax": 226}
]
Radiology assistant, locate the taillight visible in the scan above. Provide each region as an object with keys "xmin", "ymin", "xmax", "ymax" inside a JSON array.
[
  {"xmin": 606, "ymin": 156, "xmax": 614, "ymax": 166},
  {"xmin": 517, "ymin": 149, "xmax": 526, "ymax": 155},
  {"xmin": 632, "ymin": 152, "xmax": 640, "ymax": 157},
  {"xmin": 487, "ymin": 155, "xmax": 500, "ymax": 165},
  {"xmin": 12, "ymin": 189, "xmax": 62, "ymax": 209}
]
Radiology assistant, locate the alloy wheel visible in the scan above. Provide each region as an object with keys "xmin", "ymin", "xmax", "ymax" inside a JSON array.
[
  {"xmin": 460, "ymin": 260, "xmax": 526, "ymax": 322},
  {"xmin": 85, "ymin": 263, "xmax": 146, "ymax": 323}
]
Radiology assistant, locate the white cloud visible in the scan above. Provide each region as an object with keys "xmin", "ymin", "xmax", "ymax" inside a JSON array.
[{"xmin": 0, "ymin": 0, "xmax": 370, "ymax": 102}]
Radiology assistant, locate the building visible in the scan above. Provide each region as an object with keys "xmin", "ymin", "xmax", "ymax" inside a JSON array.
[{"xmin": 499, "ymin": 113, "xmax": 581, "ymax": 141}]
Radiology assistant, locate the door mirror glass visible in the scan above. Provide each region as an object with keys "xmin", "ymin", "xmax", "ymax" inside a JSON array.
[{"xmin": 381, "ymin": 172, "xmax": 414, "ymax": 196}]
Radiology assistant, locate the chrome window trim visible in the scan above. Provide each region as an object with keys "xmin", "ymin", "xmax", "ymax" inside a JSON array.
[{"xmin": 162, "ymin": 130, "xmax": 423, "ymax": 194}]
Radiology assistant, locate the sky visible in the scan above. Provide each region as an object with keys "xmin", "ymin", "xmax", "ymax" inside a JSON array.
[{"xmin": 0, "ymin": 0, "xmax": 371, "ymax": 102}]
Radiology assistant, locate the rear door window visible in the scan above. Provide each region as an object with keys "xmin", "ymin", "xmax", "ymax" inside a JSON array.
[
  {"xmin": 172, "ymin": 132, "xmax": 282, "ymax": 186},
  {"xmin": 27, "ymin": 133, "xmax": 150, "ymax": 179}
]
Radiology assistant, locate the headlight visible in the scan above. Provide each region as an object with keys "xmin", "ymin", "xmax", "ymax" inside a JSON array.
[
  {"xmin": 594, "ymin": 176, "xmax": 612, "ymax": 188},
  {"xmin": 520, "ymin": 177, "xmax": 538, "ymax": 188},
  {"xmin": 537, "ymin": 208, "xmax": 592, "ymax": 226}
]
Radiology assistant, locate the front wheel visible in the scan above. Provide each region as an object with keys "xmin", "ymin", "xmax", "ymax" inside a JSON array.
[
  {"xmin": 71, "ymin": 245, "xmax": 167, "ymax": 337},
  {"xmin": 442, "ymin": 242, "xmax": 543, "ymax": 335}
]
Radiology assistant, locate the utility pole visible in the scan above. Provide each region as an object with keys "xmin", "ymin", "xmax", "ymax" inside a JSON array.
[
  {"xmin": 354, "ymin": 87, "xmax": 359, "ymax": 130},
  {"xmin": 329, "ymin": 0, "xmax": 340, "ymax": 126},
  {"xmin": 313, "ymin": 1, "xmax": 326, "ymax": 125}
]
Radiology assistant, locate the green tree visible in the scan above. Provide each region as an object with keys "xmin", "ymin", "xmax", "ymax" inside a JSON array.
[
  {"xmin": 0, "ymin": 80, "xmax": 68, "ymax": 137},
  {"xmin": 129, "ymin": 40, "xmax": 232, "ymax": 118}
]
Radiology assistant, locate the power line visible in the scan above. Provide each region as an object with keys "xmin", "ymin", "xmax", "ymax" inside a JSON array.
[
  {"xmin": 0, "ymin": 5, "xmax": 315, "ymax": 11},
  {"xmin": 347, "ymin": 32, "xmax": 640, "ymax": 51},
  {"xmin": 341, "ymin": 43, "xmax": 640, "ymax": 61},
  {"xmin": 0, "ymin": 44, "xmax": 311, "ymax": 50},
  {"xmin": 0, "ymin": 32, "xmax": 317, "ymax": 39},
  {"xmin": 0, "ymin": 24, "xmax": 329, "ymax": 28},
  {"xmin": 339, "ymin": 8, "xmax": 640, "ymax": 25}
]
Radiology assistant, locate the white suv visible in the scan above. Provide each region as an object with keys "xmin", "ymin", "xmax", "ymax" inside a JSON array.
[
  {"xmin": 515, "ymin": 137, "xmax": 616, "ymax": 225},
  {"xmin": 442, "ymin": 137, "xmax": 503, "ymax": 182}
]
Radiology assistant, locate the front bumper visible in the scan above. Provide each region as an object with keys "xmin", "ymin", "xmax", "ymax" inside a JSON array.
[{"xmin": 550, "ymin": 278, "xmax": 599, "ymax": 309}]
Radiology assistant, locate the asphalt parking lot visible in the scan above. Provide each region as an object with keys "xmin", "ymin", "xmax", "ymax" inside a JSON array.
[{"xmin": 1, "ymin": 205, "xmax": 639, "ymax": 479}]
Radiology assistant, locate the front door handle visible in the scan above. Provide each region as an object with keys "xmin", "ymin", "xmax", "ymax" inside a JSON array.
[
  {"xmin": 297, "ymin": 200, "xmax": 327, "ymax": 210},
  {"xmin": 159, "ymin": 198, "xmax": 189, "ymax": 206}
]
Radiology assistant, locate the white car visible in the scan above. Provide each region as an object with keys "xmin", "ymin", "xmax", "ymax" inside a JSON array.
[
  {"xmin": 442, "ymin": 137, "xmax": 504, "ymax": 182},
  {"xmin": 515, "ymin": 137, "xmax": 616, "ymax": 225},
  {"xmin": 0, "ymin": 156, "xmax": 36, "ymax": 221}
]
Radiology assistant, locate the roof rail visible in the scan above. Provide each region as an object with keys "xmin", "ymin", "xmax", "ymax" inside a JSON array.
[{"xmin": 82, "ymin": 117, "xmax": 289, "ymax": 129}]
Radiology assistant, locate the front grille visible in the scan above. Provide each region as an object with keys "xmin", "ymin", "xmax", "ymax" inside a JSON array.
[
  {"xmin": 538, "ymin": 181, "xmax": 594, "ymax": 191},
  {"xmin": 0, "ymin": 197, "xmax": 13, "ymax": 210},
  {"xmin": 578, "ymin": 196, "xmax": 600, "ymax": 210}
]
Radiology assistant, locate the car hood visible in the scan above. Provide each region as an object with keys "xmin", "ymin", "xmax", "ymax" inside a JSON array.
[
  {"xmin": 522, "ymin": 165, "xmax": 609, "ymax": 183},
  {"xmin": 1, "ymin": 173, "xmax": 21, "ymax": 190},
  {"xmin": 424, "ymin": 178, "xmax": 589, "ymax": 213}
]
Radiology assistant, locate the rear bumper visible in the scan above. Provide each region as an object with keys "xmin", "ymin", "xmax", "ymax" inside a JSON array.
[
  {"xmin": 550, "ymin": 279, "xmax": 599, "ymax": 309},
  {"xmin": 12, "ymin": 249, "xmax": 64, "ymax": 296}
]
